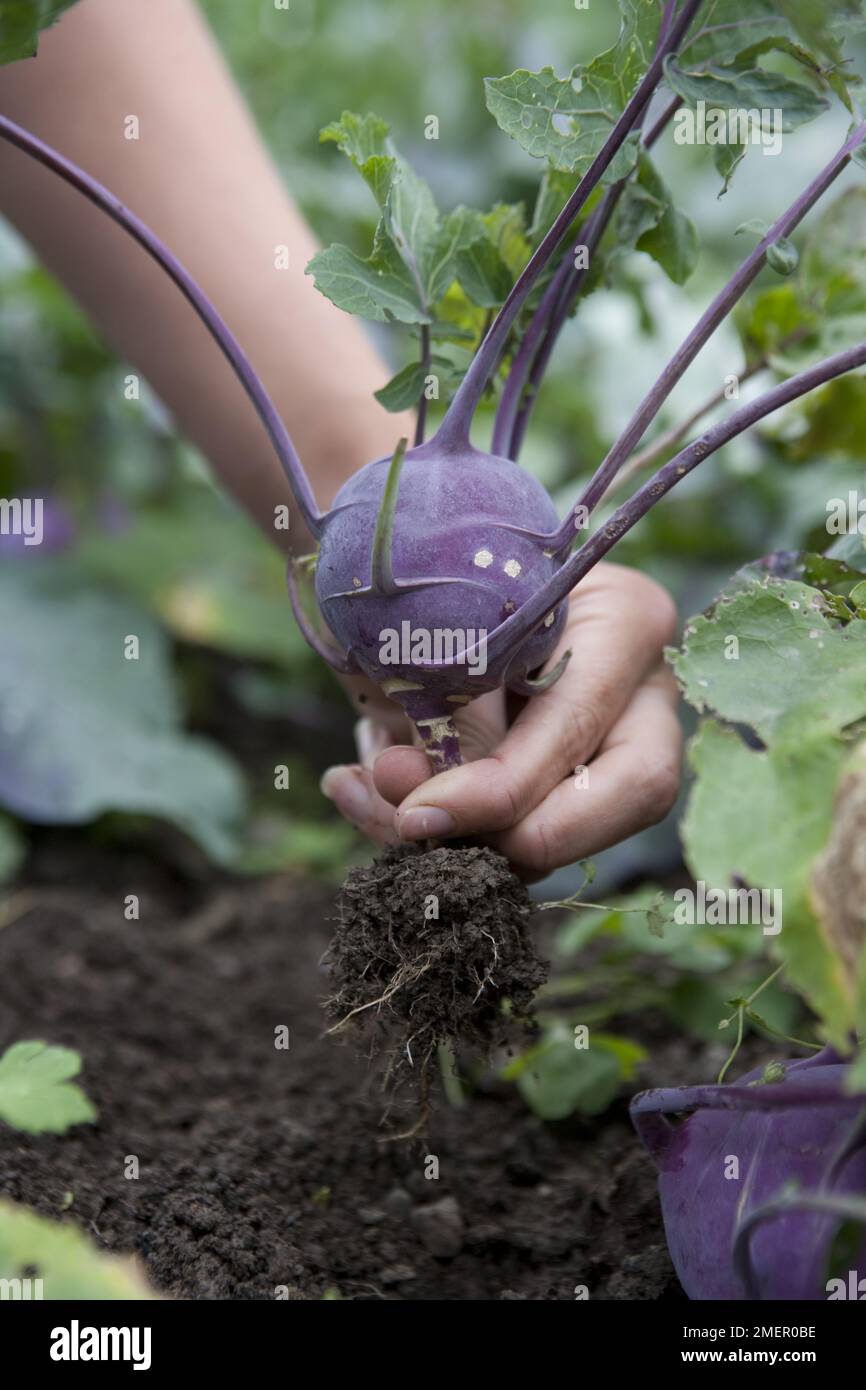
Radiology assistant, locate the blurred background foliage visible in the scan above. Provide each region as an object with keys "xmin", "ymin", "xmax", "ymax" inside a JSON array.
[{"xmin": 1, "ymin": 2, "xmax": 865, "ymax": 1068}]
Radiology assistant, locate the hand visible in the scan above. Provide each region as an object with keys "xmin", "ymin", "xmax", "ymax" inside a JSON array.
[{"xmin": 320, "ymin": 562, "xmax": 683, "ymax": 879}]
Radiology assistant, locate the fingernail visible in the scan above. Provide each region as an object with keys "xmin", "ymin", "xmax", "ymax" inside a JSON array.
[
  {"xmin": 320, "ymin": 766, "xmax": 372, "ymax": 825},
  {"xmin": 398, "ymin": 806, "xmax": 457, "ymax": 840}
]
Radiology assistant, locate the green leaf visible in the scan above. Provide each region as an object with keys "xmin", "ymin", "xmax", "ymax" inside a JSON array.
[
  {"xmin": 737, "ymin": 283, "xmax": 815, "ymax": 368},
  {"xmin": 634, "ymin": 159, "xmax": 699, "ymax": 285},
  {"xmin": 827, "ymin": 530, "xmax": 866, "ymax": 569},
  {"xmin": 0, "ymin": 1199, "xmax": 156, "ymax": 1298},
  {"xmin": 0, "ymin": 564, "xmax": 247, "ymax": 862},
  {"xmin": 664, "ymin": 59, "xmax": 830, "ymax": 133},
  {"xmin": 714, "ymin": 139, "xmax": 747, "ymax": 196},
  {"xmin": 312, "ymin": 112, "xmax": 479, "ymax": 320},
  {"xmin": 671, "ymin": 577, "xmax": 866, "ymax": 748},
  {"xmin": 792, "ymin": 375, "xmax": 866, "ymax": 461},
  {"xmin": 669, "ymin": 0, "xmax": 852, "ymax": 187},
  {"xmin": 615, "ymin": 154, "xmax": 698, "ymax": 284},
  {"xmin": 507, "ymin": 1024, "xmax": 645, "ymax": 1120},
  {"xmin": 802, "ymin": 188, "xmax": 866, "ymax": 317},
  {"xmin": 682, "ymin": 721, "xmax": 851, "ymax": 1040},
  {"xmin": 306, "ymin": 240, "xmax": 429, "ymax": 323},
  {"xmin": 483, "ymin": 202, "xmax": 530, "ymax": 277},
  {"xmin": 766, "ymin": 241, "xmax": 800, "ymax": 277},
  {"xmin": 455, "ymin": 233, "xmax": 513, "ymax": 308},
  {"xmin": 735, "ymin": 219, "xmax": 799, "ymax": 276},
  {"xmin": 374, "ymin": 360, "xmax": 429, "ymax": 412},
  {"xmin": 0, "ymin": 1041, "xmax": 96, "ymax": 1134},
  {"xmin": 680, "ymin": 0, "xmax": 863, "ymax": 72},
  {"xmin": 320, "ymin": 110, "xmax": 396, "ymax": 207},
  {"xmin": 0, "ymin": 0, "xmax": 80, "ymax": 66},
  {"xmin": 484, "ymin": 0, "xmax": 661, "ymax": 178},
  {"xmin": 529, "ymin": 169, "xmax": 581, "ymax": 244}
]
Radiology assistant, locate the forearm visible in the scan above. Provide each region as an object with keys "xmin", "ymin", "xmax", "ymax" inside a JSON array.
[{"xmin": 0, "ymin": 0, "xmax": 412, "ymax": 549}]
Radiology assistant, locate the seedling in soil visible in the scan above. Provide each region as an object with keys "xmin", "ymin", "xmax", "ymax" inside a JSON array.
[{"xmin": 0, "ymin": 1040, "xmax": 96, "ymax": 1135}]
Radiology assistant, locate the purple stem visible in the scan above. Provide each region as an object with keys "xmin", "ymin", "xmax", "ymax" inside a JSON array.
[
  {"xmin": 656, "ymin": 0, "xmax": 678, "ymax": 50},
  {"xmin": 507, "ymin": 93, "xmax": 683, "ymax": 460},
  {"xmin": 432, "ymin": 0, "xmax": 706, "ymax": 452},
  {"xmin": 414, "ymin": 324, "xmax": 431, "ymax": 447},
  {"xmin": 631, "ymin": 1080, "xmax": 864, "ymax": 1124},
  {"xmin": 547, "ymin": 118, "xmax": 866, "ymax": 550},
  {"xmin": 0, "ymin": 113, "xmax": 323, "ymax": 538},
  {"xmin": 478, "ymin": 338, "xmax": 866, "ymax": 670},
  {"xmin": 492, "ymin": 194, "xmax": 615, "ymax": 457}
]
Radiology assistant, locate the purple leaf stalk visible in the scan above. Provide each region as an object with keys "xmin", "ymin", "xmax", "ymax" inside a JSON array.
[{"xmin": 3, "ymin": 0, "xmax": 866, "ymax": 771}]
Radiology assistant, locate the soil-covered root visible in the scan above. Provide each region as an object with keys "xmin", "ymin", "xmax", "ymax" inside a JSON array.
[{"xmin": 323, "ymin": 843, "xmax": 547, "ymax": 1111}]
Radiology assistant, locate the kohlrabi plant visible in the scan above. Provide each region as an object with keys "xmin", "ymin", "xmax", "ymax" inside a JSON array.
[
  {"xmin": 7, "ymin": 0, "xmax": 866, "ymax": 1288},
  {"xmin": 4, "ymin": 1, "xmax": 866, "ymax": 769}
]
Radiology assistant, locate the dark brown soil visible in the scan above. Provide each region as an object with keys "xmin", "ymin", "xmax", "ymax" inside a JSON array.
[
  {"xmin": 325, "ymin": 843, "xmax": 547, "ymax": 1115},
  {"xmin": 0, "ymin": 831, "xmax": 687, "ymax": 1301}
]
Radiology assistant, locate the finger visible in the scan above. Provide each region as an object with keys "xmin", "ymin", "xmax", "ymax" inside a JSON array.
[
  {"xmin": 492, "ymin": 669, "xmax": 682, "ymax": 879},
  {"xmin": 320, "ymin": 763, "xmax": 400, "ymax": 847},
  {"xmin": 374, "ymin": 688, "xmax": 507, "ymax": 812},
  {"xmin": 355, "ymin": 716, "xmax": 396, "ymax": 770},
  {"xmin": 394, "ymin": 567, "xmax": 677, "ymax": 842}
]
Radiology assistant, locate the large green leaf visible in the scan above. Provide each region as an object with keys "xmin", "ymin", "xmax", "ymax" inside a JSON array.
[
  {"xmin": 0, "ymin": 1200, "xmax": 157, "ymax": 1299},
  {"xmin": 674, "ymin": 555, "xmax": 866, "ymax": 1041},
  {"xmin": 484, "ymin": 0, "xmax": 660, "ymax": 178},
  {"xmin": 682, "ymin": 721, "xmax": 851, "ymax": 1040},
  {"xmin": 0, "ymin": 0, "xmax": 80, "ymax": 66},
  {"xmin": 0, "ymin": 564, "xmax": 247, "ymax": 860},
  {"xmin": 0, "ymin": 1041, "xmax": 95, "ymax": 1135},
  {"xmin": 670, "ymin": 578, "xmax": 866, "ymax": 749}
]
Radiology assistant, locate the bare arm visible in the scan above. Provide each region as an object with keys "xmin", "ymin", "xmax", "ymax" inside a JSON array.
[{"xmin": 0, "ymin": 0, "xmax": 413, "ymax": 549}]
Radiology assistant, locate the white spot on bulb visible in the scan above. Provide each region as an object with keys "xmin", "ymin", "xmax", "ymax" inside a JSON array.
[
  {"xmin": 504, "ymin": 559, "xmax": 522, "ymax": 578},
  {"xmin": 474, "ymin": 548, "xmax": 494, "ymax": 569},
  {"xmin": 543, "ymin": 611, "xmax": 556, "ymax": 628}
]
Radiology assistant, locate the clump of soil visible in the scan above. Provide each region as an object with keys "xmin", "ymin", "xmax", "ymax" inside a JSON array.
[{"xmin": 324, "ymin": 843, "xmax": 548, "ymax": 1102}]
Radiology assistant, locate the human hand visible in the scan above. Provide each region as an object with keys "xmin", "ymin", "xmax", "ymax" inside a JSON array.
[{"xmin": 320, "ymin": 562, "xmax": 682, "ymax": 880}]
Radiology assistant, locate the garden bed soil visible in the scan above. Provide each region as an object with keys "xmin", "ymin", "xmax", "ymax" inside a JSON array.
[{"xmin": 0, "ymin": 831, "xmax": 693, "ymax": 1301}]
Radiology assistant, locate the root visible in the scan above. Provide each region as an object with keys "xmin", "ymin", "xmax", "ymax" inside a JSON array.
[{"xmin": 322, "ymin": 843, "xmax": 547, "ymax": 1130}]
